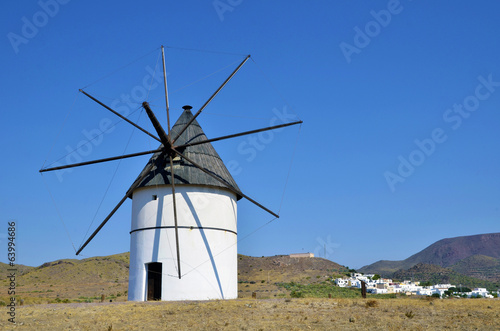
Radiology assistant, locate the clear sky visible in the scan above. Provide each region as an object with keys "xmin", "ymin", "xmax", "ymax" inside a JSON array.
[{"xmin": 1, "ymin": 1, "xmax": 499, "ymax": 269}]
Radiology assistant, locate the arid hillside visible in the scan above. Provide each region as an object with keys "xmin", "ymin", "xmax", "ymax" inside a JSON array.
[
  {"xmin": 1, "ymin": 253, "xmax": 130, "ymax": 304},
  {"xmin": 237, "ymin": 254, "xmax": 348, "ymax": 298},
  {"xmin": 2, "ymin": 253, "xmax": 347, "ymax": 303}
]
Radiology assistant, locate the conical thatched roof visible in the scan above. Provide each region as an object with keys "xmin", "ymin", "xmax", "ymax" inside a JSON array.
[{"xmin": 127, "ymin": 107, "xmax": 241, "ymax": 199}]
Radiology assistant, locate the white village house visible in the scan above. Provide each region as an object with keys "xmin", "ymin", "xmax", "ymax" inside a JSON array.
[{"xmin": 335, "ymin": 274, "xmax": 497, "ymax": 298}]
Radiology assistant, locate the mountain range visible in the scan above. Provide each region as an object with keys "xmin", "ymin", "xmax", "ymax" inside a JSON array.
[{"xmin": 359, "ymin": 232, "xmax": 500, "ymax": 285}]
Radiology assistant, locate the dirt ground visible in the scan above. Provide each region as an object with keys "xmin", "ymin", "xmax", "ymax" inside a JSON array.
[{"xmin": 1, "ymin": 297, "xmax": 499, "ymax": 330}]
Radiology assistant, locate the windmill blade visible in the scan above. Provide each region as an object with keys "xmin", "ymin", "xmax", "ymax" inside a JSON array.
[
  {"xmin": 161, "ymin": 48, "xmax": 180, "ymax": 276},
  {"xmin": 76, "ymin": 194, "xmax": 128, "ymax": 255},
  {"xmin": 172, "ymin": 55, "xmax": 251, "ymax": 144},
  {"xmin": 76, "ymin": 162, "xmax": 154, "ymax": 255},
  {"xmin": 171, "ymin": 147, "xmax": 279, "ymax": 218},
  {"xmin": 39, "ymin": 148, "xmax": 163, "ymax": 173},
  {"xmin": 169, "ymin": 154, "xmax": 182, "ymax": 279},
  {"xmin": 142, "ymin": 102, "xmax": 170, "ymax": 147},
  {"xmin": 80, "ymin": 89, "xmax": 161, "ymax": 143},
  {"xmin": 174, "ymin": 120, "xmax": 303, "ymax": 149},
  {"xmin": 161, "ymin": 46, "xmax": 172, "ymax": 139}
]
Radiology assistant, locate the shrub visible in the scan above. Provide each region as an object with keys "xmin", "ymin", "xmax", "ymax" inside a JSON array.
[
  {"xmin": 365, "ymin": 300, "xmax": 378, "ymax": 308},
  {"xmin": 405, "ymin": 310, "xmax": 415, "ymax": 319}
]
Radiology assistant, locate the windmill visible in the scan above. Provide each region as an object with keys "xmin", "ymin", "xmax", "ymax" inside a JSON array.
[{"xmin": 40, "ymin": 46, "xmax": 302, "ymax": 301}]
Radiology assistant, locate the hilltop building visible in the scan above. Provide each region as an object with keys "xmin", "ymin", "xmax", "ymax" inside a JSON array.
[{"xmin": 289, "ymin": 253, "xmax": 314, "ymax": 258}]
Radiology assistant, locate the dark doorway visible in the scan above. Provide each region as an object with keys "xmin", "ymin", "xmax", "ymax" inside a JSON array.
[{"xmin": 147, "ymin": 262, "xmax": 162, "ymax": 301}]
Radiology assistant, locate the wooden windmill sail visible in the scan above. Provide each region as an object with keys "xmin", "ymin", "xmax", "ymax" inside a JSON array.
[{"xmin": 40, "ymin": 46, "xmax": 302, "ymax": 300}]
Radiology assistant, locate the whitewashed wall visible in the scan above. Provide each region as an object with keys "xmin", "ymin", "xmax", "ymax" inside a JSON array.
[{"xmin": 128, "ymin": 185, "xmax": 238, "ymax": 301}]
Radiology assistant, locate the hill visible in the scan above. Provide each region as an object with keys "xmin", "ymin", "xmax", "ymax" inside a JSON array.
[
  {"xmin": 449, "ymin": 254, "xmax": 500, "ymax": 282},
  {"xmin": 392, "ymin": 263, "xmax": 497, "ymax": 290},
  {"xmin": 2, "ymin": 253, "xmax": 347, "ymax": 303},
  {"xmin": 237, "ymin": 254, "xmax": 349, "ymax": 298},
  {"xmin": 0, "ymin": 262, "xmax": 34, "ymax": 276},
  {"xmin": 359, "ymin": 233, "xmax": 500, "ymax": 279},
  {"xmin": 1, "ymin": 253, "xmax": 130, "ymax": 303},
  {"xmin": 238, "ymin": 254, "xmax": 347, "ymax": 282}
]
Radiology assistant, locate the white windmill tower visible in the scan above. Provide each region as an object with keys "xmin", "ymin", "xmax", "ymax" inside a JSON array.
[{"xmin": 40, "ymin": 46, "xmax": 302, "ymax": 301}]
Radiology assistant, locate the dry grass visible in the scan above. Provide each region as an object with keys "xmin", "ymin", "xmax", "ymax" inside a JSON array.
[
  {"xmin": 3, "ymin": 254, "xmax": 498, "ymax": 329},
  {"xmin": 1, "ymin": 297, "xmax": 498, "ymax": 330}
]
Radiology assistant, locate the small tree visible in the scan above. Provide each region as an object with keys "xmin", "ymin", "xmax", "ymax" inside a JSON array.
[
  {"xmin": 457, "ymin": 287, "xmax": 472, "ymax": 293},
  {"xmin": 372, "ymin": 274, "xmax": 381, "ymax": 281}
]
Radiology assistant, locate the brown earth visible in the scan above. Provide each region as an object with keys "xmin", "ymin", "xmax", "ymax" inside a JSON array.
[{"xmin": 2, "ymin": 297, "xmax": 499, "ymax": 330}]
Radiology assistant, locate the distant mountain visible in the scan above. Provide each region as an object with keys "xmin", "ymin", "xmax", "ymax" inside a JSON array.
[{"xmin": 359, "ymin": 233, "xmax": 500, "ymax": 281}]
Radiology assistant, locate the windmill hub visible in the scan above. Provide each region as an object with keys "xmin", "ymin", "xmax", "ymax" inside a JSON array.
[{"xmin": 182, "ymin": 105, "xmax": 193, "ymax": 111}]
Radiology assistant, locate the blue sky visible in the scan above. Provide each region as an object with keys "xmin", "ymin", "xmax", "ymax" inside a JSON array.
[{"xmin": 1, "ymin": 1, "xmax": 499, "ymax": 269}]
